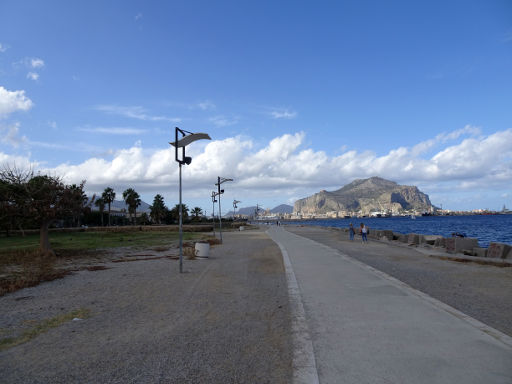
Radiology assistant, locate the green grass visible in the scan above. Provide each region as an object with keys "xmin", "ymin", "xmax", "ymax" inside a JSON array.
[
  {"xmin": 0, "ymin": 230, "xmax": 201, "ymax": 255},
  {"xmin": 0, "ymin": 230, "xmax": 206, "ymax": 295},
  {"xmin": 0, "ymin": 308, "xmax": 90, "ymax": 351}
]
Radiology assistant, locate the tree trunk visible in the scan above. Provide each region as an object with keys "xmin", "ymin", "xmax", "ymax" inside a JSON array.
[
  {"xmin": 18, "ymin": 223, "xmax": 25, "ymax": 237},
  {"xmin": 40, "ymin": 220, "xmax": 55, "ymax": 257},
  {"xmin": 108, "ymin": 204, "xmax": 111, "ymax": 226}
]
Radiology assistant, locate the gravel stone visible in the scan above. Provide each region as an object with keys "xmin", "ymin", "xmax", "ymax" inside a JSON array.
[{"xmin": 0, "ymin": 229, "xmax": 292, "ymax": 384}]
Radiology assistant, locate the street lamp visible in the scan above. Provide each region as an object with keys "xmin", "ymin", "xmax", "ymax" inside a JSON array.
[
  {"xmin": 233, "ymin": 200, "xmax": 241, "ymax": 220},
  {"xmin": 170, "ymin": 127, "xmax": 211, "ymax": 273},
  {"xmin": 211, "ymin": 191, "xmax": 218, "ymax": 237},
  {"xmin": 215, "ymin": 176, "xmax": 233, "ymax": 243}
]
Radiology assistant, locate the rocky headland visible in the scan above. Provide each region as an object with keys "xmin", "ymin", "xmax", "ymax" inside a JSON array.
[{"xmin": 294, "ymin": 176, "xmax": 432, "ymax": 216}]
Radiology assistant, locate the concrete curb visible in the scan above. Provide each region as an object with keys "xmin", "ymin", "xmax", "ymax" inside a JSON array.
[{"xmin": 267, "ymin": 229, "xmax": 320, "ymax": 384}]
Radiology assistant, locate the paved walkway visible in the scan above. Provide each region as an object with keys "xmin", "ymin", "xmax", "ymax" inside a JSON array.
[{"xmin": 267, "ymin": 226, "xmax": 512, "ymax": 384}]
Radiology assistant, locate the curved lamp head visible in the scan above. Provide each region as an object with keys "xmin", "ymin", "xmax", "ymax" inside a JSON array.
[
  {"xmin": 170, "ymin": 132, "xmax": 211, "ymax": 148},
  {"xmin": 171, "ymin": 127, "xmax": 211, "ymax": 165}
]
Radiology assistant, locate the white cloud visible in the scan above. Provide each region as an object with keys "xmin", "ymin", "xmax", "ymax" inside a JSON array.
[
  {"xmin": 0, "ymin": 86, "xmax": 33, "ymax": 117},
  {"xmin": 0, "ymin": 122, "xmax": 27, "ymax": 147},
  {"xmin": 0, "ymin": 43, "xmax": 8, "ymax": 53},
  {"xmin": 198, "ymin": 100, "xmax": 216, "ymax": 110},
  {"xmin": 135, "ymin": 13, "xmax": 143, "ymax": 21},
  {"xmin": 5, "ymin": 127, "xmax": 512, "ymax": 209},
  {"xmin": 269, "ymin": 108, "xmax": 297, "ymax": 119},
  {"xmin": 209, "ymin": 115, "xmax": 238, "ymax": 127},
  {"xmin": 411, "ymin": 124, "xmax": 481, "ymax": 156},
  {"xmin": 27, "ymin": 72, "xmax": 39, "ymax": 81},
  {"xmin": 31, "ymin": 58, "xmax": 45, "ymax": 68},
  {"xmin": 95, "ymin": 104, "xmax": 181, "ymax": 123},
  {"xmin": 48, "ymin": 121, "xmax": 57, "ymax": 129},
  {"xmin": 77, "ymin": 126, "xmax": 148, "ymax": 135},
  {"xmin": 0, "ymin": 152, "xmax": 38, "ymax": 170}
]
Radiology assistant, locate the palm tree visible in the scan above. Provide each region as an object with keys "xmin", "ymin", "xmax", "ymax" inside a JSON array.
[
  {"xmin": 68, "ymin": 183, "xmax": 89, "ymax": 227},
  {"xmin": 170, "ymin": 203, "xmax": 189, "ymax": 223},
  {"xmin": 95, "ymin": 197, "xmax": 105, "ymax": 226},
  {"xmin": 123, "ymin": 188, "xmax": 141, "ymax": 225},
  {"xmin": 191, "ymin": 207, "xmax": 203, "ymax": 221},
  {"xmin": 102, "ymin": 187, "xmax": 116, "ymax": 226},
  {"xmin": 150, "ymin": 194, "xmax": 166, "ymax": 224}
]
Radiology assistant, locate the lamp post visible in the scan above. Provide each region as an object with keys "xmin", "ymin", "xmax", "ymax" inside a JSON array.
[
  {"xmin": 170, "ymin": 127, "xmax": 211, "ymax": 273},
  {"xmin": 211, "ymin": 191, "xmax": 218, "ymax": 237},
  {"xmin": 215, "ymin": 176, "xmax": 233, "ymax": 243},
  {"xmin": 233, "ymin": 200, "xmax": 241, "ymax": 220}
]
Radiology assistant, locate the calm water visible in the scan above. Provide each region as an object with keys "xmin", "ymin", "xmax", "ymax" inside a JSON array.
[{"xmin": 285, "ymin": 215, "xmax": 512, "ymax": 248}]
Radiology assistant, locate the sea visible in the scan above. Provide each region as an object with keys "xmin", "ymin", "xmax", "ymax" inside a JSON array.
[{"xmin": 284, "ymin": 214, "xmax": 512, "ymax": 248}]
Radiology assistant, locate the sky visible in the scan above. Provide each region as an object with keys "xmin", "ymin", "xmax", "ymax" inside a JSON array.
[{"xmin": 1, "ymin": 0, "xmax": 512, "ymax": 214}]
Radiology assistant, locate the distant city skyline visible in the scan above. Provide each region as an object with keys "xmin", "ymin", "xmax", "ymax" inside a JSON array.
[{"xmin": 1, "ymin": 1, "xmax": 511, "ymax": 213}]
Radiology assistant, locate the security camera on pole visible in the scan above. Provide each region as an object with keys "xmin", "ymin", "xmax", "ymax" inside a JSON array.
[
  {"xmin": 215, "ymin": 176, "xmax": 233, "ymax": 243},
  {"xmin": 233, "ymin": 200, "xmax": 241, "ymax": 220},
  {"xmin": 211, "ymin": 191, "xmax": 218, "ymax": 237},
  {"xmin": 170, "ymin": 127, "xmax": 211, "ymax": 273}
]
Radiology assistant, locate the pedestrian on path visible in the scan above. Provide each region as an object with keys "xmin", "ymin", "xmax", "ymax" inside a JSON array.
[
  {"xmin": 349, "ymin": 223, "xmax": 355, "ymax": 241},
  {"xmin": 360, "ymin": 223, "xmax": 368, "ymax": 243}
]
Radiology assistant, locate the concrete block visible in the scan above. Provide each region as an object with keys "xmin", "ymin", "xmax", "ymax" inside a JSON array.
[
  {"xmin": 408, "ymin": 234, "xmax": 426, "ymax": 245},
  {"xmin": 423, "ymin": 235, "xmax": 443, "ymax": 246},
  {"xmin": 445, "ymin": 238, "xmax": 479, "ymax": 254},
  {"xmin": 473, "ymin": 247, "xmax": 487, "ymax": 258},
  {"xmin": 486, "ymin": 242, "xmax": 511, "ymax": 259},
  {"xmin": 434, "ymin": 237, "xmax": 446, "ymax": 248},
  {"xmin": 408, "ymin": 233, "xmax": 420, "ymax": 244},
  {"xmin": 397, "ymin": 234, "xmax": 408, "ymax": 243},
  {"xmin": 381, "ymin": 230, "xmax": 394, "ymax": 241}
]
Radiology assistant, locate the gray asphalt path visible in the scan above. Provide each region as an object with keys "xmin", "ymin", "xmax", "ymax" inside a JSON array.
[{"xmin": 267, "ymin": 226, "xmax": 512, "ymax": 384}]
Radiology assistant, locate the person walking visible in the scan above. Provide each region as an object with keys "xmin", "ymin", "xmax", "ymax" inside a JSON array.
[
  {"xmin": 349, "ymin": 223, "xmax": 355, "ymax": 241},
  {"xmin": 360, "ymin": 223, "xmax": 368, "ymax": 243}
]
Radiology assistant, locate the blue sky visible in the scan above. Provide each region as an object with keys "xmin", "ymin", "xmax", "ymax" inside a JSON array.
[{"xmin": 1, "ymin": 0, "xmax": 512, "ymax": 213}]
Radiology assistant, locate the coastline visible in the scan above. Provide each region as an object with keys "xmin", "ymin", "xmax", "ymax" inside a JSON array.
[{"xmin": 269, "ymin": 214, "xmax": 512, "ymax": 248}]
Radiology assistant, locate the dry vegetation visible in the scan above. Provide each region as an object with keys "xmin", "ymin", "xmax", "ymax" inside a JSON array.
[{"xmin": 0, "ymin": 228, "xmax": 214, "ymax": 296}]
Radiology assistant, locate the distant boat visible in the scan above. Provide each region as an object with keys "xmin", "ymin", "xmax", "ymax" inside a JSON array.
[{"xmin": 410, "ymin": 215, "xmax": 416, "ymax": 219}]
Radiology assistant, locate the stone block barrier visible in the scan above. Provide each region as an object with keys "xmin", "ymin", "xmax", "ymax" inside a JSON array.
[
  {"xmin": 487, "ymin": 242, "xmax": 511, "ymax": 259},
  {"xmin": 472, "ymin": 247, "xmax": 487, "ymax": 258},
  {"xmin": 423, "ymin": 235, "xmax": 443, "ymax": 245},
  {"xmin": 434, "ymin": 237, "xmax": 446, "ymax": 248},
  {"xmin": 365, "ymin": 226, "xmax": 511, "ymax": 263},
  {"xmin": 445, "ymin": 237, "xmax": 479, "ymax": 254},
  {"xmin": 407, "ymin": 233, "xmax": 425, "ymax": 245}
]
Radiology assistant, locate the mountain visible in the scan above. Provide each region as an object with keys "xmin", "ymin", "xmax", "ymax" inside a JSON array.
[
  {"xmin": 294, "ymin": 177, "xmax": 432, "ymax": 215},
  {"xmin": 233, "ymin": 206, "xmax": 259, "ymax": 216},
  {"xmin": 225, "ymin": 204, "xmax": 293, "ymax": 216},
  {"xmin": 270, "ymin": 204, "xmax": 293, "ymax": 214}
]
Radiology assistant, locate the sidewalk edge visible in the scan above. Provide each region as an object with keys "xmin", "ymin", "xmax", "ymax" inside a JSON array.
[{"xmin": 267, "ymin": 228, "xmax": 320, "ymax": 384}]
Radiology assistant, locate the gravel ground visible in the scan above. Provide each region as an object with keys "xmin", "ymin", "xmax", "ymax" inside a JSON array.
[
  {"xmin": 0, "ymin": 229, "xmax": 292, "ymax": 383},
  {"xmin": 285, "ymin": 225, "xmax": 512, "ymax": 337}
]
